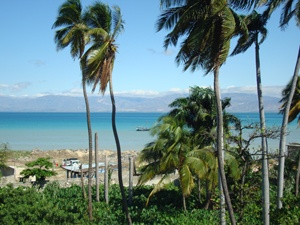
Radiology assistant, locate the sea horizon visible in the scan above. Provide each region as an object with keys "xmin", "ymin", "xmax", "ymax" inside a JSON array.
[{"xmin": 0, "ymin": 112, "xmax": 299, "ymax": 152}]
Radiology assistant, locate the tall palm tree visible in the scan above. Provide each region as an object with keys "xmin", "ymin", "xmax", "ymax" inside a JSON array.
[
  {"xmin": 262, "ymin": 0, "xmax": 300, "ymax": 209},
  {"xmin": 81, "ymin": 2, "xmax": 132, "ymax": 224},
  {"xmin": 158, "ymin": 1, "xmax": 247, "ymax": 224},
  {"xmin": 278, "ymin": 72, "xmax": 300, "ymax": 201},
  {"xmin": 231, "ymin": 11, "xmax": 270, "ymax": 224},
  {"xmin": 52, "ymin": 0, "xmax": 93, "ymax": 220}
]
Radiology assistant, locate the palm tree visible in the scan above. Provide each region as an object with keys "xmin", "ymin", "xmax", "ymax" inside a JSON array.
[
  {"xmin": 81, "ymin": 2, "xmax": 132, "ymax": 224},
  {"xmin": 138, "ymin": 114, "xmax": 240, "ymax": 211},
  {"xmin": 158, "ymin": 1, "xmax": 247, "ymax": 224},
  {"xmin": 279, "ymin": 74, "xmax": 300, "ymax": 199},
  {"xmin": 138, "ymin": 115, "xmax": 215, "ymax": 211},
  {"xmin": 262, "ymin": 0, "xmax": 300, "ymax": 209},
  {"xmin": 169, "ymin": 86, "xmax": 235, "ymax": 149},
  {"xmin": 169, "ymin": 86, "xmax": 217, "ymax": 147},
  {"xmin": 52, "ymin": 0, "xmax": 93, "ymax": 219},
  {"xmin": 231, "ymin": 11, "xmax": 270, "ymax": 224}
]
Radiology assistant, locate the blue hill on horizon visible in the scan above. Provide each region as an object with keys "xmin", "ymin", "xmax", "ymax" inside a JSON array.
[{"xmin": 0, "ymin": 93, "xmax": 281, "ymax": 113}]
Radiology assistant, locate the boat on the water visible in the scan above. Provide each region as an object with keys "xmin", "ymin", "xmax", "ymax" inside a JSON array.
[{"xmin": 136, "ymin": 127, "xmax": 150, "ymax": 131}]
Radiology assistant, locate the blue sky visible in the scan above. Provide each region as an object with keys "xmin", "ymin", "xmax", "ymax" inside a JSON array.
[{"xmin": 0, "ymin": 1, "xmax": 299, "ymax": 99}]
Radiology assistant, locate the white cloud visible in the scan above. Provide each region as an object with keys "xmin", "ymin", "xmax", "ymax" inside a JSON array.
[
  {"xmin": 221, "ymin": 86, "xmax": 283, "ymax": 98},
  {"xmin": 0, "ymin": 82, "xmax": 31, "ymax": 92},
  {"xmin": 0, "ymin": 85, "xmax": 284, "ymax": 98},
  {"xmin": 115, "ymin": 90, "xmax": 161, "ymax": 98}
]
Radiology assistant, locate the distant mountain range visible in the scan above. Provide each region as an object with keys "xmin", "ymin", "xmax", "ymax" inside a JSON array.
[{"xmin": 0, "ymin": 93, "xmax": 281, "ymax": 113}]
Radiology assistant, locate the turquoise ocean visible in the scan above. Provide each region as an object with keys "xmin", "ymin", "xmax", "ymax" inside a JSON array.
[{"xmin": 0, "ymin": 112, "xmax": 299, "ymax": 151}]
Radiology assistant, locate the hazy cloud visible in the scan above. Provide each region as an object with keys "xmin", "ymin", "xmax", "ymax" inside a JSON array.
[
  {"xmin": 28, "ymin": 59, "xmax": 46, "ymax": 67},
  {"xmin": 163, "ymin": 49, "xmax": 174, "ymax": 56},
  {"xmin": 113, "ymin": 86, "xmax": 283, "ymax": 98},
  {"xmin": 147, "ymin": 48, "xmax": 174, "ymax": 56},
  {"xmin": 147, "ymin": 48, "xmax": 157, "ymax": 54},
  {"xmin": 11, "ymin": 85, "xmax": 284, "ymax": 98},
  {"xmin": 115, "ymin": 90, "xmax": 161, "ymax": 98},
  {"xmin": 0, "ymin": 82, "xmax": 31, "ymax": 92},
  {"xmin": 221, "ymin": 86, "xmax": 283, "ymax": 98}
]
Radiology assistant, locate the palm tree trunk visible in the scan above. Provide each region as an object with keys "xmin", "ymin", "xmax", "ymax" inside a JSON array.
[
  {"xmin": 197, "ymin": 178, "xmax": 201, "ymax": 204},
  {"xmin": 128, "ymin": 157, "xmax": 133, "ymax": 206},
  {"xmin": 214, "ymin": 67, "xmax": 236, "ymax": 225},
  {"xmin": 219, "ymin": 128, "xmax": 225, "ymax": 225},
  {"xmin": 108, "ymin": 77, "xmax": 132, "ymax": 225},
  {"xmin": 95, "ymin": 132, "xmax": 99, "ymax": 202},
  {"xmin": 204, "ymin": 181, "xmax": 212, "ymax": 209},
  {"xmin": 296, "ymin": 153, "xmax": 300, "ymax": 196},
  {"xmin": 80, "ymin": 165, "xmax": 86, "ymax": 199},
  {"xmin": 182, "ymin": 194, "xmax": 187, "ymax": 211},
  {"xmin": 219, "ymin": 174, "xmax": 226, "ymax": 225},
  {"xmin": 238, "ymin": 160, "xmax": 248, "ymax": 223},
  {"xmin": 278, "ymin": 46, "xmax": 300, "ymax": 207},
  {"xmin": 82, "ymin": 80, "xmax": 93, "ymax": 220},
  {"xmin": 255, "ymin": 39, "xmax": 269, "ymax": 225}
]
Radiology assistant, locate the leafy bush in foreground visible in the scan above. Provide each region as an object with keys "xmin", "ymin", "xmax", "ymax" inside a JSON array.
[{"xmin": 0, "ymin": 181, "xmax": 298, "ymax": 224}]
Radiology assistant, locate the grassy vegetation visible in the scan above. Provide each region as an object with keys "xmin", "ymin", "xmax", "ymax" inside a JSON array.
[{"xmin": 1, "ymin": 174, "xmax": 299, "ymax": 224}]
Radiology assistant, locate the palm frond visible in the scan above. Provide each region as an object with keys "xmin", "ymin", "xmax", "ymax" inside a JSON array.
[
  {"xmin": 288, "ymin": 101, "xmax": 300, "ymax": 124},
  {"xmin": 179, "ymin": 164, "xmax": 194, "ymax": 196},
  {"xmin": 145, "ymin": 174, "xmax": 172, "ymax": 206},
  {"xmin": 112, "ymin": 5, "xmax": 125, "ymax": 38}
]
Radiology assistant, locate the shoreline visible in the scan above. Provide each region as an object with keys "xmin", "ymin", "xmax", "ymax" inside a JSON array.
[{"xmin": 1, "ymin": 149, "xmax": 140, "ymax": 187}]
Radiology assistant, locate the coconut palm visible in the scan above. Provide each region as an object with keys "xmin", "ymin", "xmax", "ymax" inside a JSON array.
[
  {"xmin": 138, "ymin": 113, "xmax": 240, "ymax": 211},
  {"xmin": 231, "ymin": 10, "xmax": 270, "ymax": 224},
  {"xmin": 249, "ymin": 0, "xmax": 300, "ymax": 211},
  {"xmin": 168, "ymin": 86, "xmax": 240, "ymax": 206},
  {"xmin": 158, "ymin": 1, "xmax": 247, "ymax": 224},
  {"xmin": 168, "ymin": 86, "xmax": 235, "ymax": 149},
  {"xmin": 52, "ymin": 0, "xmax": 93, "ymax": 219},
  {"xmin": 81, "ymin": 2, "xmax": 132, "ymax": 224},
  {"xmin": 278, "ymin": 73, "xmax": 300, "ymax": 203},
  {"xmin": 261, "ymin": 0, "xmax": 300, "ymax": 209},
  {"xmin": 138, "ymin": 115, "xmax": 215, "ymax": 211}
]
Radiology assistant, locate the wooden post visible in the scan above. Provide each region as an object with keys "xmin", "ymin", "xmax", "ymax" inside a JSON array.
[
  {"xmin": 95, "ymin": 132, "xmax": 99, "ymax": 202},
  {"xmin": 128, "ymin": 156, "xmax": 133, "ymax": 206},
  {"xmin": 104, "ymin": 155, "xmax": 109, "ymax": 204}
]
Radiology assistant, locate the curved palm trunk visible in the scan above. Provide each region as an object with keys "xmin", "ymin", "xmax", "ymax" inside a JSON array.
[
  {"xmin": 83, "ymin": 80, "xmax": 93, "ymax": 220},
  {"xmin": 278, "ymin": 46, "xmax": 300, "ymax": 207},
  {"xmin": 255, "ymin": 39, "xmax": 270, "ymax": 225},
  {"xmin": 214, "ymin": 67, "xmax": 236, "ymax": 225},
  {"xmin": 296, "ymin": 153, "xmax": 300, "ymax": 196},
  {"xmin": 108, "ymin": 77, "xmax": 132, "ymax": 225}
]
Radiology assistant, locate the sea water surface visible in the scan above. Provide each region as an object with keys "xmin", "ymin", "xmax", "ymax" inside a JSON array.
[{"xmin": 0, "ymin": 112, "xmax": 298, "ymax": 151}]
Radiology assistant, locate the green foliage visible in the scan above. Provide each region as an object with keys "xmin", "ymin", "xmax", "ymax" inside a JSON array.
[
  {"xmin": 270, "ymin": 192, "xmax": 300, "ymax": 224},
  {"xmin": 20, "ymin": 157, "xmax": 57, "ymax": 180},
  {"xmin": 1, "ymin": 179, "xmax": 300, "ymax": 224}
]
